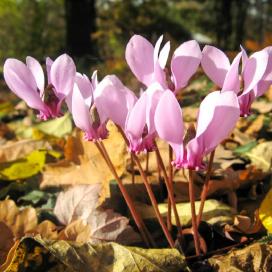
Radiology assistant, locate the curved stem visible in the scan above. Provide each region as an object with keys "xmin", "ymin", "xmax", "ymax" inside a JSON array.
[
  {"xmin": 132, "ymin": 153, "xmax": 175, "ymax": 247},
  {"xmin": 154, "ymin": 142, "xmax": 183, "ymax": 237},
  {"xmin": 189, "ymin": 169, "xmax": 200, "ymax": 256},
  {"xmin": 145, "ymin": 152, "xmax": 149, "ymax": 174},
  {"xmin": 197, "ymin": 150, "xmax": 215, "ymax": 227},
  {"xmin": 95, "ymin": 141, "xmax": 154, "ymax": 247},
  {"xmin": 117, "ymin": 126, "xmax": 175, "ymax": 247},
  {"xmin": 167, "ymin": 145, "xmax": 173, "ymax": 231}
]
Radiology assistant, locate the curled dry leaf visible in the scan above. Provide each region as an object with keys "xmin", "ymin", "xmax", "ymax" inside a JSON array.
[
  {"xmin": 54, "ymin": 184, "xmax": 141, "ymax": 245},
  {"xmin": 208, "ymin": 241, "xmax": 272, "ymax": 272}
]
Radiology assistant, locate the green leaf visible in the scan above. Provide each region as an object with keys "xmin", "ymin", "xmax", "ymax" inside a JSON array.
[
  {"xmin": 18, "ymin": 190, "xmax": 48, "ymax": 205},
  {"xmin": 234, "ymin": 141, "xmax": 257, "ymax": 155},
  {"xmin": 36, "ymin": 113, "xmax": 72, "ymax": 138}
]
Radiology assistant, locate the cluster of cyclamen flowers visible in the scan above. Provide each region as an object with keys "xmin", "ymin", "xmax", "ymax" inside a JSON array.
[{"xmin": 4, "ymin": 34, "xmax": 272, "ymax": 171}]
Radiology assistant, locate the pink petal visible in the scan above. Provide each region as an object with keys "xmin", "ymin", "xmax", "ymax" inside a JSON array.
[
  {"xmin": 91, "ymin": 70, "xmax": 98, "ymax": 89},
  {"xmin": 26, "ymin": 56, "xmax": 45, "ymax": 95},
  {"xmin": 50, "ymin": 53, "xmax": 76, "ymax": 98},
  {"xmin": 71, "ymin": 84, "xmax": 92, "ymax": 133},
  {"xmin": 125, "ymin": 35, "xmax": 155, "ymax": 86},
  {"xmin": 125, "ymin": 92, "xmax": 147, "ymax": 139},
  {"xmin": 3, "ymin": 58, "xmax": 46, "ymax": 112},
  {"xmin": 46, "ymin": 57, "xmax": 53, "ymax": 84},
  {"xmin": 171, "ymin": 40, "xmax": 202, "ymax": 92},
  {"xmin": 94, "ymin": 75, "xmax": 137, "ymax": 129},
  {"xmin": 154, "ymin": 90, "xmax": 184, "ymax": 157},
  {"xmin": 243, "ymin": 50, "xmax": 269, "ymax": 94},
  {"xmin": 158, "ymin": 41, "xmax": 170, "ymax": 69},
  {"xmin": 254, "ymin": 46, "xmax": 272, "ymax": 97},
  {"xmin": 75, "ymin": 73, "xmax": 94, "ymax": 102},
  {"xmin": 189, "ymin": 91, "xmax": 240, "ymax": 156},
  {"xmin": 240, "ymin": 46, "xmax": 248, "ymax": 72},
  {"xmin": 146, "ymin": 83, "xmax": 164, "ymax": 134},
  {"xmin": 153, "ymin": 35, "xmax": 164, "ymax": 63},
  {"xmin": 201, "ymin": 45, "xmax": 230, "ymax": 87},
  {"xmin": 222, "ymin": 52, "xmax": 242, "ymax": 93}
]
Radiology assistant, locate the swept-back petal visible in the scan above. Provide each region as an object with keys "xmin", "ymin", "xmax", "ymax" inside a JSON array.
[
  {"xmin": 3, "ymin": 58, "xmax": 46, "ymax": 112},
  {"xmin": 26, "ymin": 56, "xmax": 45, "ymax": 95},
  {"xmin": 222, "ymin": 52, "xmax": 242, "ymax": 93},
  {"xmin": 243, "ymin": 50, "xmax": 269, "ymax": 94},
  {"xmin": 191, "ymin": 91, "xmax": 240, "ymax": 155},
  {"xmin": 125, "ymin": 92, "xmax": 147, "ymax": 141},
  {"xmin": 94, "ymin": 75, "xmax": 137, "ymax": 129},
  {"xmin": 171, "ymin": 40, "xmax": 202, "ymax": 91},
  {"xmin": 46, "ymin": 57, "xmax": 53, "ymax": 85},
  {"xmin": 125, "ymin": 35, "xmax": 154, "ymax": 86},
  {"xmin": 50, "ymin": 53, "xmax": 76, "ymax": 98},
  {"xmin": 154, "ymin": 90, "xmax": 184, "ymax": 148},
  {"xmin": 71, "ymin": 84, "xmax": 92, "ymax": 134},
  {"xmin": 75, "ymin": 73, "xmax": 94, "ymax": 103},
  {"xmin": 91, "ymin": 70, "xmax": 98, "ymax": 89},
  {"xmin": 158, "ymin": 40, "xmax": 170, "ymax": 69},
  {"xmin": 254, "ymin": 46, "xmax": 272, "ymax": 97},
  {"xmin": 201, "ymin": 45, "xmax": 230, "ymax": 87},
  {"xmin": 146, "ymin": 83, "xmax": 164, "ymax": 134}
]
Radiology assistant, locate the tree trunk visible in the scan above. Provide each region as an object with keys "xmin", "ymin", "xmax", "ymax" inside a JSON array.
[{"xmin": 65, "ymin": 0, "xmax": 96, "ymax": 58}]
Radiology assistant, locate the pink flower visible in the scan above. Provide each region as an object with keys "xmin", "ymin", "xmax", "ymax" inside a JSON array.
[
  {"xmin": 125, "ymin": 83, "xmax": 165, "ymax": 153},
  {"xmin": 201, "ymin": 45, "xmax": 269, "ymax": 116},
  {"xmin": 68, "ymin": 73, "xmax": 136, "ymax": 141},
  {"xmin": 3, "ymin": 54, "xmax": 76, "ymax": 120},
  {"xmin": 154, "ymin": 90, "xmax": 240, "ymax": 170},
  {"xmin": 126, "ymin": 35, "xmax": 202, "ymax": 93}
]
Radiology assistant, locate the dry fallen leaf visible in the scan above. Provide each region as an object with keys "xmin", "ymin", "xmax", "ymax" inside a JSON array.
[
  {"xmin": 41, "ymin": 123, "xmax": 127, "ymax": 199},
  {"xmin": 0, "ymin": 139, "xmax": 50, "ymax": 163},
  {"xmin": 251, "ymin": 100, "xmax": 272, "ymax": 114},
  {"xmin": 208, "ymin": 241, "xmax": 272, "ymax": 271},
  {"xmin": 246, "ymin": 141, "xmax": 272, "ymax": 172},
  {"xmin": 245, "ymin": 115, "xmax": 265, "ymax": 136},
  {"xmin": 54, "ymin": 184, "xmax": 102, "ymax": 225},
  {"xmin": 54, "ymin": 184, "xmax": 140, "ymax": 245}
]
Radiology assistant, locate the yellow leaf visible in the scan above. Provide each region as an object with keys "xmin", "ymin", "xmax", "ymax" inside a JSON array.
[{"xmin": 259, "ymin": 188, "xmax": 272, "ymax": 233}]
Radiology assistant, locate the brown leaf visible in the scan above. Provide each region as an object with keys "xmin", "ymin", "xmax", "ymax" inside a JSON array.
[
  {"xmin": 0, "ymin": 139, "xmax": 50, "ymax": 163},
  {"xmin": 54, "ymin": 185, "xmax": 140, "ymax": 245},
  {"xmin": 54, "ymin": 184, "xmax": 102, "ymax": 225},
  {"xmin": 208, "ymin": 242, "xmax": 272, "ymax": 271},
  {"xmin": 245, "ymin": 115, "xmax": 265, "ymax": 136},
  {"xmin": 34, "ymin": 220, "xmax": 58, "ymax": 240},
  {"xmin": 41, "ymin": 123, "xmax": 127, "ymax": 199},
  {"xmin": 251, "ymin": 100, "xmax": 272, "ymax": 114},
  {"xmin": 87, "ymin": 209, "xmax": 141, "ymax": 244},
  {"xmin": 58, "ymin": 219, "xmax": 91, "ymax": 243}
]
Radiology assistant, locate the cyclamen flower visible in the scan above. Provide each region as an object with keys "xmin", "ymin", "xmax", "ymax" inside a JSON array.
[
  {"xmin": 68, "ymin": 73, "xmax": 136, "ymax": 141},
  {"xmin": 154, "ymin": 90, "xmax": 240, "ymax": 170},
  {"xmin": 201, "ymin": 45, "xmax": 270, "ymax": 116},
  {"xmin": 124, "ymin": 82, "xmax": 164, "ymax": 153},
  {"xmin": 126, "ymin": 35, "xmax": 202, "ymax": 93},
  {"xmin": 3, "ymin": 54, "xmax": 76, "ymax": 120}
]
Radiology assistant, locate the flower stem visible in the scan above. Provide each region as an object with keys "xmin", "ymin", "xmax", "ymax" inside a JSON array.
[
  {"xmin": 154, "ymin": 142, "xmax": 183, "ymax": 237},
  {"xmin": 117, "ymin": 127, "xmax": 175, "ymax": 247},
  {"xmin": 94, "ymin": 141, "xmax": 154, "ymax": 247},
  {"xmin": 131, "ymin": 153, "xmax": 135, "ymax": 185},
  {"xmin": 197, "ymin": 150, "xmax": 215, "ymax": 227},
  {"xmin": 167, "ymin": 145, "xmax": 173, "ymax": 231},
  {"xmin": 145, "ymin": 152, "xmax": 149, "ymax": 174},
  {"xmin": 188, "ymin": 169, "xmax": 200, "ymax": 256}
]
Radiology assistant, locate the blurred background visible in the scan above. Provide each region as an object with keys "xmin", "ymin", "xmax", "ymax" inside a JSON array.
[{"xmin": 0, "ymin": 0, "xmax": 272, "ymax": 86}]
